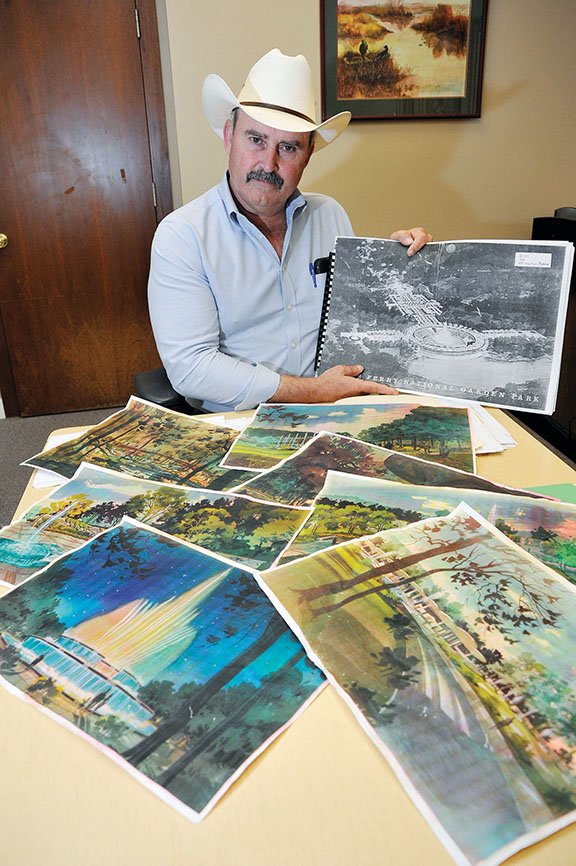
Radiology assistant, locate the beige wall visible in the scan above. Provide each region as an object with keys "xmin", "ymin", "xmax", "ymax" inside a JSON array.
[{"xmin": 159, "ymin": 1, "xmax": 576, "ymax": 240}]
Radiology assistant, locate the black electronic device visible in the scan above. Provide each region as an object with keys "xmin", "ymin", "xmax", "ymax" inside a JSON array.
[{"xmin": 512, "ymin": 208, "xmax": 576, "ymax": 461}]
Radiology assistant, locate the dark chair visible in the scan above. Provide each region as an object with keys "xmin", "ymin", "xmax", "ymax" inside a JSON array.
[
  {"xmin": 554, "ymin": 206, "xmax": 576, "ymax": 221},
  {"xmin": 511, "ymin": 205, "xmax": 576, "ymax": 462},
  {"xmin": 133, "ymin": 367, "xmax": 204, "ymax": 414}
]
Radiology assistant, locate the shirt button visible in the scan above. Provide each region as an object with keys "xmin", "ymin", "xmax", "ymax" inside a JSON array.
[
  {"xmin": 290, "ymin": 341, "xmax": 297, "ymax": 349},
  {"xmin": 286, "ymin": 304, "xmax": 293, "ymax": 311}
]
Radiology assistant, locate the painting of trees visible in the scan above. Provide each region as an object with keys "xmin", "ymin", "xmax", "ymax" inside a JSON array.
[
  {"xmin": 262, "ymin": 503, "xmax": 576, "ymax": 862},
  {"xmin": 281, "ymin": 473, "xmax": 576, "ymax": 585},
  {"xmin": 357, "ymin": 406, "xmax": 473, "ymax": 469},
  {"xmin": 237, "ymin": 430, "xmax": 530, "ymax": 508},
  {"xmin": 300, "ymin": 514, "xmax": 564, "ymax": 644},
  {"xmin": 238, "ymin": 433, "xmax": 383, "ymax": 506},
  {"xmin": 280, "ymin": 497, "xmax": 422, "ymax": 563},
  {"xmin": 24, "ymin": 397, "xmax": 253, "ymax": 490},
  {"xmin": 224, "ymin": 401, "xmax": 474, "ymax": 473},
  {"xmin": 0, "ymin": 465, "xmax": 309, "ymax": 586}
]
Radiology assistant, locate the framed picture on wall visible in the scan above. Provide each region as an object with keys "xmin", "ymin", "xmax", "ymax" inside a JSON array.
[{"xmin": 321, "ymin": 0, "xmax": 489, "ymax": 120}]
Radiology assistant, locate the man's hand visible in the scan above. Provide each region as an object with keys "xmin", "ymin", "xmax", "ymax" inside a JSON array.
[
  {"xmin": 390, "ymin": 227, "xmax": 433, "ymax": 257},
  {"xmin": 271, "ymin": 365, "xmax": 399, "ymax": 404}
]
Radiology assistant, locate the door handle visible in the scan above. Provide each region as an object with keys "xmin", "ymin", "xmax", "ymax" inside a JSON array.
[{"xmin": 0, "ymin": 234, "xmax": 8, "ymax": 249}]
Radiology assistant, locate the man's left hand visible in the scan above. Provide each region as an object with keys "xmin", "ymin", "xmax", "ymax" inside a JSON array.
[{"xmin": 390, "ymin": 227, "xmax": 433, "ymax": 257}]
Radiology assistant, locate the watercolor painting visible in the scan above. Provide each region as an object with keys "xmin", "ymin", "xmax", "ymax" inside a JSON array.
[
  {"xmin": 336, "ymin": 391, "xmax": 515, "ymax": 454},
  {"xmin": 234, "ymin": 431, "xmax": 542, "ymax": 508},
  {"xmin": 23, "ymin": 397, "xmax": 255, "ymax": 491},
  {"xmin": 280, "ymin": 472, "xmax": 576, "ymax": 576},
  {"xmin": 0, "ymin": 464, "xmax": 311, "ymax": 586},
  {"xmin": 0, "ymin": 520, "xmax": 324, "ymax": 820},
  {"xmin": 222, "ymin": 401, "xmax": 475, "ymax": 473},
  {"xmin": 261, "ymin": 504, "xmax": 576, "ymax": 865},
  {"xmin": 322, "ymin": 0, "xmax": 488, "ymax": 119}
]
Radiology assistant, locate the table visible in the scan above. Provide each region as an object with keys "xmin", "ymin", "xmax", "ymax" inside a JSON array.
[{"xmin": 1, "ymin": 410, "xmax": 575, "ymax": 866}]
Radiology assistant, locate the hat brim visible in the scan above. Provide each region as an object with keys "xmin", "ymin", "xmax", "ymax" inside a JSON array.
[{"xmin": 202, "ymin": 73, "xmax": 350, "ymax": 151}]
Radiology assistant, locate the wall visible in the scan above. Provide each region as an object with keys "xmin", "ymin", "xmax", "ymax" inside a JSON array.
[{"xmin": 159, "ymin": 1, "xmax": 576, "ymax": 240}]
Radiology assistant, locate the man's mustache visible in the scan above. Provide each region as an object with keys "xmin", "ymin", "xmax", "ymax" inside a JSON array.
[{"xmin": 246, "ymin": 169, "xmax": 284, "ymax": 189}]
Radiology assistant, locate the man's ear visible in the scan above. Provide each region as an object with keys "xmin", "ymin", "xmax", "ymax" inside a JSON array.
[
  {"xmin": 306, "ymin": 133, "xmax": 316, "ymax": 164},
  {"xmin": 223, "ymin": 118, "xmax": 233, "ymax": 154}
]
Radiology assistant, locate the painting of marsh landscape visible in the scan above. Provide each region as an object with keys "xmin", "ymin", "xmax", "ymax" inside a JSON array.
[
  {"xmin": 262, "ymin": 505, "xmax": 576, "ymax": 864},
  {"xmin": 280, "ymin": 472, "xmax": 576, "ymax": 574},
  {"xmin": 222, "ymin": 401, "xmax": 475, "ymax": 472},
  {"xmin": 0, "ymin": 521, "xmax": 324, "ymax": 819},
  {"xmin": 0, "ymin": 464, "xmax": 310, "ymax": 586},
  {"xmin": 323, "ymin": 1, "xmax": 487, "ymax": 118}
]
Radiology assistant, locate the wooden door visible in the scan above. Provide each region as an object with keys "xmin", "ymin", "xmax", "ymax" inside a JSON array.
[{"xmin": 0, "ymin": 0, "xmax": 172, "ymax": 415}]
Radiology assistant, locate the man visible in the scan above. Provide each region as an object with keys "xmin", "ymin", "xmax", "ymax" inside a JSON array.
[{"xmin": 148, "ymin": 49, "xmax": 431, "ymax": 413}]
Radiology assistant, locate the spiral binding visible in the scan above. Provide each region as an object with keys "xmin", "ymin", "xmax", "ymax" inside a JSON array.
[{"xmin": 314, "ymin": 250, "xmax": 335, "ymax": 371}]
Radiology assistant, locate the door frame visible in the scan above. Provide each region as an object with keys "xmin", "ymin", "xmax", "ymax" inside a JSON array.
[
  {"xmin": 0, "ymin": 0, "xmax": 173, "ymax": 417},
  {"xmin": 139, "ymin": 0, "xmax": 174, "ymax": 223}
]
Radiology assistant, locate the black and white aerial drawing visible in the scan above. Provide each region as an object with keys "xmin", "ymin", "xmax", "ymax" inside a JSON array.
[{"xmin": 316, "ymin": 236, "xmax": 573, "ymax": 413}]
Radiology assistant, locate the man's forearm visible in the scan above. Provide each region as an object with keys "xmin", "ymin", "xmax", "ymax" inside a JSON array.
[{"xmin": 271, "ymin": 364, "xmax": 398, "ymax": 404}]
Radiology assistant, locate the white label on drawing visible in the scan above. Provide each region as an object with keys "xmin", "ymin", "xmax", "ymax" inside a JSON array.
[{"xmin": 515, "ymin": 252, "xmax": 552, "ymax": 268}]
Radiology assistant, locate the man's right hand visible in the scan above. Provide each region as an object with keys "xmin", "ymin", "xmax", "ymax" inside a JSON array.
[{"xmin": 271, "ymin": 365, "xmax": 398, "ymax": 404}]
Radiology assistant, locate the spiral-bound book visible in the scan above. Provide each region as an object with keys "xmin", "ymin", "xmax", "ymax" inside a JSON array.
[{"xmin": 315, "ymin": 236, "xmax": 574, "ymax": 414}]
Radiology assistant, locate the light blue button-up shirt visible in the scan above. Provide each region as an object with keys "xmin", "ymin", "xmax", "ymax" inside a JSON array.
[{"xmin": 148, "ymin": 174, "xmax": 353, "ymax": 413}]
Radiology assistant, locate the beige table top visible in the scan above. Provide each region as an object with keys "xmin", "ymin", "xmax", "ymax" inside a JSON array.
[{"xmin": 1, "ymin": 409, "xmax": 575, "ymax": 866}]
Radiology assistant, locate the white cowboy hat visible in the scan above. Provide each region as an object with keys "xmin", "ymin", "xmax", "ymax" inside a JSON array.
[{"xmin": 202, "ymin": 48, "xmax": 351, "ymax": 151}]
